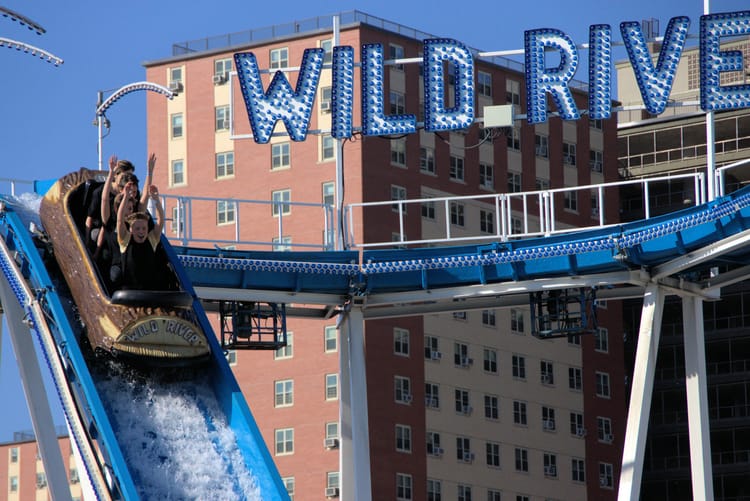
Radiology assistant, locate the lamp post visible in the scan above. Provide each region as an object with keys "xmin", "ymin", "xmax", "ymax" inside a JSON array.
[{"xmin": 94, "ymin": 81, "xmax": 174, "ymax": 170}]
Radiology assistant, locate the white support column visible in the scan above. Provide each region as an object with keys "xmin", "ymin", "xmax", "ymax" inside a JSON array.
[
  {"xmin": 618, "ymin": 283, "xmax": 664, "ymax": 501},
  {"xmin": 338, "ymin": 306, "xmax": 372, "ymax": 501},
  {"xmin": 0, "ymin": 278, "xmax": 72, "ymax": 501},
  {"xmin": 682, "ymin": 295, "xmax": 715, "ymax": 501}
]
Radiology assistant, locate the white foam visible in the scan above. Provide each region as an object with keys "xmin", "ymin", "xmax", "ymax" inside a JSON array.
[{"xmin": 94, "ymin": 361, "xmax": 262, "ymax": 500}]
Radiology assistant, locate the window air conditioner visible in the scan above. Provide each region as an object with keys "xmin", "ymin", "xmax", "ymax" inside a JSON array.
[
  {"xmin": 545, "ymin": 465, "xmax": 557, "ymax": 476},
  {"xmin": 461, "ymin": 405, "xmax": 473, "ymax": 415},
  {"xmin": 324, "ymin": 438, "xmax": 339, "ymax": 449},
  {"xmin": 462, "ymin": 452, "xmax": 475, "ymax": 462},
  {"xmin": 576, "ymin": 427, "xmax": 587, "ymax": 437},
  {"xmin": 431, "ymin": 351, "xmax": 442, "ymax": 360},
  {"xmin": 604, "ymin": 433, "xmax": 614, "ymax": 443},
  {"xmin": 543, "ymin": 420, "xmax": 555, "ymax": 430},
  {"xmin": 168, "ymin": 81, "xmax": 183, "ymax": 93},
  {"xmin": 461, "ymin": 357, "xmax": 473, "ymax": 367},
  {"xmin": 402, "ymin": 393, "xmax": 412, "ymax": 404},
  {"xmin": 325, "ymin": 487, "xmax": 340, "ymax": 498},
  {"xmin": 213, "ymin": 73, "xmax": 228, "ymax": 85},
  {"xmin": 599, "ymin": 476, "xmax": 609, "ymax": 487}
]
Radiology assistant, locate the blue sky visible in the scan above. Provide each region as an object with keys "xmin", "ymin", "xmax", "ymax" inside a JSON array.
[{"xmin": 1, "ymin": 0, "xmax": 747, "ymax": 442}]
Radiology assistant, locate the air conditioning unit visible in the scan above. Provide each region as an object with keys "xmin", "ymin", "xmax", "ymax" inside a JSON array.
[
  {"xmin": 425, "ymin": 397, "xmax": 438, "ymax": 408},
  {"xmin": 431, "ymin": 351, "xmax": 442, "ymax": 360},
  {"xmin": 325, "ymin": 487, "xmax": 340, "ymax": 498},
  {"xmin": 544, "ymin": 465, "xmax": 557, "ymax": 476},
  {"xmin": 429, "ymin": 446, "xmax": 444, "ymax": 457},
  {"xmin": 461, "ymin": 405, "xmax": 473, "ymax": 415},
  {"xmin": 461, "ymin": 357, "xmax": 473, "ymax": 367},
  {"xmin": 213, "ymin": 73, "xmax": 228, "ymax": 85},
  {"xmin": 604, "ymin": 433, "xmax": 614, "ymax": 443},
  {"xmin": 402, "ymin": 393, "xmax": 412, "ymax": 404},
  {"xmin": 591, "ymin": 161, "xmax": 603, "ymax": 172},
  {"xmin": 168, "ymin": 81, "xmax": 183, "ymax": 93},
  {"xmin": 543, "ymin": 420, "xmax": 555, "ymax": 430},
  {"xmin": 599, "ymin": 476, "xmax": 609, "ymax": 487},
  {"xmin": 324, "ymin": 437, "xmax": 339, "ymax": 449},
  {"xmin": 535, "ymin": 146, "xmax": 548, "ymax": 157},
  {"xmin": 542, "ymin": 374, "xmax": 552, "ymax": 384},
  {"xmin": 321, "ymin": 100, "xmax": 331, "ymax": 112},
  {"xmin": 462, "ymin": 452, "xmax": 475, "ymax": 462},
  {"xmin": 564, "ymin": 155, "xmax": 573, "ymax": 164},
  {"xmin": 576, "ymin": 427, "xmax": 587, "ymax": 437}
]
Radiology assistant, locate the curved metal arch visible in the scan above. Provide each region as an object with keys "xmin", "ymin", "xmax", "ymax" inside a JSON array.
[
  {"xmin": 0, "ymin": 36, "xmax": 62, "ymax": 65},
  {"xmin": 96, "ymin": 81, "xmax": 174, "ymax": 117}
]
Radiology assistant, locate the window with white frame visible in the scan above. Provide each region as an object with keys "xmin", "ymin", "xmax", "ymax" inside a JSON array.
[
  {"xmin": 324, "ymin": 325, "xmax": 337, "ymax": 352},
  {"xmin": 535, "ymin": 134, "xmax": 549, "ymax": 158},
  {"xmin": 272, "ymin": 236, "xmax": 292, "ymax": 251},
  {"xmin": 477, "ymin": 71, "xmax": 492, "ymax": 97},
  {"xmin": 483, "ymin": 348, "xmax": 498, "ymax": 373},
  {"xmin": 420, "ymin": 147, "xmax": 436, "ymax": 174},
  {"xmin": 449, "ymin": 155, "xmax": 465, "ymax": 181},
  {"xmin": 424, "ymin": 335, "xmax": 439, "ymax": 359},
  {"xmin": 396, "ymin": 472, "xmax": 413, "ymax": 500},
  {"xmin": 272, "ymin": 142, "xmax": 291, "ymax": 169},
  {"xmin": 171, "ymin": 113, "xmax": 183, "ymax": 139},
  {"xmin": 320, "ymin": 86, "xmax": 332, "ymax": 112},
  {"xmin": 322, "ymin": 135, "xmax": 335, "ymax": 161},
  {"xmin": 536, "ymin": 177, "xmax": 550, "ymax": 191},
  {"xmin": 326, "ymin": 421, "xmax": 339, "ymax": 440},
  {"xmin": 171, "ymin": 159, "xmax": 185, "ymax": 186},
  {"xmin": 36, "ymin": 472, "xmax": 47, "ymax": 489},
  {"xmin": 512, "ymin": 355, "xmax": 526, "ymax": 379},
  {"xmin": 322, "ymin": 182, "xmax": 335, "ymax": 206},
  {"xmin": 564, "ymin": 189, "xmax": 579, "ymax": 212},
  {"xmin": 569, "ymin": 367, "xmax": 583, "ymax": 390},
  {"xmin": 390, "ymin": 91, "xmax": 406, "ymax": 115},
  {"xmin": 486, "ymin": 441, "xmax": 500, "ymax": 467},
  {"xmin": 10, "ymin": 447, "xmax": 19, "ymax": 463},
  {"xmin": 484, "ymin": 394, "xmax": 499, "ymax": 420},
  {"xmin": 479, "ymin": 163, "xmax": 494, "ymax": 189},
  {"xmin": 488, "ymin": 489, "xmax": 502, "ymax": 501},
  {"xmin": 274, "ymin": 379, "xmax": 293, "ymax": 407},
  {"xmin": 506, "ymin": 79, "xmax": 521, "ymax": 105},
  {"xmin": 456, "ymin": 436, "xmax": 472, "ymax": 461},
  {"xmin": 596, "ymin": 372, "xmax": 611, "ymax": 398},
  {"xmin": 599, "ymin": 462, "xmax": 614, "ymax": 488},
  {"xmin": 215, "ymin": 105, "xmax": 230, "ymax": 131},
  {"xmin": 171, "ymin": 206, "xmax": 184, "ymax": 235},
  {"xmin": 570, "ymin": 412, "xmax": 585, "ymax": 436},
  {"xmin": 591, "ymin": 190, "xmax": 601, "ymax": 219},
  {"xmin": 513, "ymin": 400, "xmax": 527, "ymax": 425},
  {"xmin": 572, "ymin": 458, "xmax": 586, "ymax": 482},
  {"xmin": 391, "ymin": 185, "xmax": 407, "ymax": 213},
  {"xmin": 321, "ymin": 39, "xmax": 333, "ymax": 64},
  {"xmin": 544, "ymin": 453, "xmax": 558, "ymax": 477},
  {"xmin": 590, "ymin": 118, "xmax": 603, "ymax": 130},
  {"xmin": 595, "ymin": 327, "xmax": 609, "ymax": 352},
  {"xmin": 216, "ymin": 151, "xmax": 234, "ymax": 178},
  {"xmin": 425, "ymin": 382, "xmax": 439, "ymax": 408},
  {"xmin": 590, "ymin": 149, "xmax": 604, "ymax": 172},
  {"xmin": 396, "ymin": 424, "xmax": 412, "ymax": 453},
  {"xmin": 541, "ymin": 360, "xmax": 554, "ymax": 385},
  {"xmin": 542, "ymin": 406, "xmax": 556, "ymax": 430},
  {"xmin": 458, "ymin": 484, "xmax": 472, "ymax": 501},
  {"xmin": 426, "ymin": 431, "xmax": 441, "ymax": 455},
  {"xmin": 391, "ymin": 138, "xmax": 406, "ymax": 166},
  {"xmin": 272, "ymin": 189, "xmax": 291, "ymax": 216},
  {"xmin": 282, "ymin": 477, "xmax": 295, "ymax": 499},
  {"xmin": 275, "ymin": 332, "xmax": 293, "ymax": 359},
  {"xmin": 395, "ymin": 375, "xmax": 412, "ymax": 403},
  {"xmin": 9, "ymin": 475, "xmax": 18, "ymax": 492},
  {"xmin": 394, "ymin": 328, "xmax": 410, "ymax": 356},
  {"xmin": 214, "ymin": 57, "xmax": 232, "ymax": 81},
  {"xmin": 597, "ymin": 416, "xmax": 613, "ymax": 442},
  {"xmin": 270, "ymin": 47, "xmax": 288, "ymax": 69},
  {"xmin": 480, "ymin": 210, "xmax": 495, "ymax": 234},
  {"xmin": 427, "ymin": 479, "xmax": 441, "ymax": 500},
  {"xmin": 421, "ymin": 200, "xmax": 436, "ymax": 220},
  {"xmin": 169, "ymin": 67, "xmax": 183, "ymax": 85},
  {"xmin": 325, "ymin": 373, "xmax": 339, "ymax": 400},
  {"xmin": 327, "ymin": 471, "xmax": 340, "ymax": 489},
  {"xmin": 454, "ymin": 342, "xmax": 469, "ymax": 365},
  {"xmin": 389, "ymin": 43, "xmax": 405, "ymax": 70},
  {"xmin": 450, "ymin": 202, "xmax": 465, "ymax": 226},
  {"xmin": 511, "ymin": 308, "xmax": 524, "ymax": 333},
  {"xmin": 515, "ymin": 447, "xmax": 529, "ymax": 471},
  {"xmin": 507, "ymin": 171, "xmax": 522, "ymax": 193},
  {"xmin": 275, "ymin": 428, "xmax": 294, "ymax": 455},
  {"xmin": 482, "ymin": 309, "xmax": 496, "ymax": 327},
  {"xmin": 563, "ymin": 142, "xmax": 577, "ymax": 165},
  {"xmin": 216, "ymin": 200, "xmax": 236, "ymax": 225},
  {"xmin": 507, "ymin": 127, "xmax": 521, "ymax": 150},
  {"xmin": 455, "ymin": 388, "xmax": 471, "ymax": 414}
]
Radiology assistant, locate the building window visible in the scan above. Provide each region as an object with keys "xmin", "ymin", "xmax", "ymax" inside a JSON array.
[
  {"xmin": 320, "ymin": 86, "xmax": 332, "ymax": 112},
  {"xmin": 325, "ymin": 373, "xmax": 339, "ymax": 400},
  {"xmin": 321, "ymin": 39, "xmax": 333, "ymax": 64},
  {"xmin": 590, "ymin": 118, "xmax": 603, "ymax": 130},
  {"xmin": 456, "ymin": 436, "xmax": 472, "ymax": 462},
  {"xmin": 327, "ymin": 471, "xmax": 340, "ymax": 489},
  {"xmin": 563, "ymin": 142, "xmax": 577, "ymax": 165},
  {"xmin": 570, "ymin": 412, "xmax": 585, "ymax": 436},
  {"xmin": 510, "ymin": 308, "xmax": 524, "ymax": 333},
  {"xmin": 171, "ymin": 113, "xmax": 183, "ymax": 138},
  {"xmin": 506, "ymin": 79, "xmax": 521, "ymax": 105},
  {"xmin": 215, "ymin": 105, "xmax": 230, "ymax": 131},
  {"xmin": 10, "ymin": 447, "xmax": 18, "ymax": 462},
  {"xmin": 171, "ymin": 159, "xmax": 185, "ymax": 186},
  {"xmin": 594, "ymin": 327, "xmax": 609, "ymax": 352},
  {"xmin": 572, "ymin": 458, "xmax": 586, "ymax": 482},
  {"xmin": 216, "ymin": 200, "xmax": 236, "ymax": 225},
  {"xmin": 215, "ymin": 151, "xmax": 234, "ymax": 178},
  {"xmin": 591, "ymin": 191, "xmax": 601, "ymax": 220},
  {"xmin": 390, "ymin": 91, "xmax": 406, "ymax": 115},
  {"xmin": 390, "ymin": 137, "xmax": 407, "ymax": 166},
  {"xmin": 454, "ymin": 342, "xmax": 469, "ymax": 366},
  {"xmin": 458, "ymin": 485, "xmax": 472, "ymax": 501},
  {"xmin": 453, "ymin": 311, "xmax": 467, "ymax": 321},
  {"xmin": 512, "ymin": 355, "xmax": 526, "ymax": 379},
  {"xmin": 326, "ymin": 421, "xmax": 339, "ymax": 441},
  {"xmin": 597, "ymin": 416, "xmax": 614, "ymax": 443},
  {"xmin": 394, "ymin": 328, "xmax": 410, "ymax": 356},
  {"xmin": 477, "ymin": 71, "xmax": 492, "ymax": 97},
  {"xmin": 596, "ymin": 372, "xmax": 611, "ymax": 398},
  {"xmin": 515, "ymin": 447, "xmax": 529, "ymax": 472},
  {"xmin": 282, "ymin": 477, "xmax": 295, "ymax": 499},
  {"xmin": 425, "ymin": 382, "xmax": 440, "ymax": 408},
  {"xmin": 169, "ymin": 67, "xmax": 183, "ymax": 86},
  {"xmin": 275, "ymin": 379, "xmax": 293, "ymax": 407},
  {"xmin": 536, "ymin": 177, "xmax": 550, "ymax": 191},
  {"xmin": 424, "ymin": 335, "xmax": 439, "ymax": 360},
  {"xmin": 569, "ymin": 332, "xmax": 581, "ymax": 346},
  {"xmin": 395, "ymin": 376, "xmax": 412, "ymax": 404},
  {"xmin": 540, "ymin": 360, "xmax": 554, "ymax": 385},
  {"xmin": 170, "ymin": 205, "xmax": 184, "ymax": 234},
  {"xmin": 542, "ymin": 406, "xmax": 556, "ymax": 431},
  {"xmin": 36, "ymin": 472, "xmax": 47, "ymax": 489},
  {"xmin": 450, "ymin": 202, "xmax": 465, "ymax": 226},
  {"xmin": 322, "ymin": 182, "xmax": 335, "ymax": 206},
  {"xmin": 9, "ymin": 475, "xmax": 18, "ymax": 492},
  {"xmin": 396, "ymin": 425, "xmax": 412, "ymax": 453},
  {"xmin": 590, "ymin": 149, "xmax": 604, "ymax": 172},
  {"xmin": 272, "ymin": 189, "xmax": 291, "ymax": 216},
  {"xmin": 426, "ymin": 431, "xmax": 442, "ymax": 455},
  {"xmin": 484, "ymin": 394, "xmax": 499, "ymax": 420},
  {"xmin": 391, "ymin": 185, "xmax": 407, "ymax": 213},
  {"xmin": 389, "ymin": 44, "xmax": 404, "ymax": 70},
  {"xmin": 569, "ymin": 367, "xmax": 583, "ymax": 391},
  {"xmin": 564, "ymin": 190, "xmax": 579, "ymax": 212},
  {"xmin": 275, "ymin": 332, "xmax": 293, "ymax": 359},
  {"xmin": 483, "ymin": 348, "xmax": 498, "ymax": 373},
  {"xmin": 427, "ymin": 479, "xmax": 442, "ymax": 501},
  {"xmin": 513, "ymin": 400, "xmax": 527, "ymax": 425},
  {"xmin": 599, "ymin": 462, "xmax": 614, "ymax": 488},
  {"xmin": 272, "ymin": 142, "xmax": 291, "ymax": 169},
  {"xmin": 480, "ymin": 210, "xmax": 495, "ymax": 234},
  {"xmin": 420, "ymin": 147, "xmax": 436, "ymax": 174},
  {"xmin": 535, "ymin": 134, "xmax": 549, "ymax": 158},
  {"xmin": 455, "ymin": 388, "xmax": 471, "ymax": 414},
  {"xmin": 324, "ymin": 325, "xmax": 337, "ymax": 352},
  {"xmin": 507, "ymin": 127, "xmax": 521, "ymax": 150},
  {"xmin": 422, "ymin": 200, "xmax": 436, "ymax": 220},
  {"xmin": 449, "ymin": 155, "xmax": 465, "ymax": 181},
  {"xmin": 544, "ymin": 453, "xmax": 558, "ymax": 478},
  {"xmin": 507, "ymin": 172, "xmax": 522, "ymax": 193},
  {"xmin": 321, "ymin": 134, "xmax": 335, "ymax": 161},
  {"xmin": 488, "ymin": 489, "xmax": 502, "ymax": 501},
  {"xmin": 479, "ymin": 163, "xmax": 494, "ymax": 189},
  {"xmin": 214, "ymin": 57, "xmax": 232, "ymax": 82},
  {"xmin": 270, "ymin": 47, "xmax": 288, "ymax": 69},
  {"xmin": 275, "ymin": 428, "xmax": 294, "ymax": 455},
  {"xmin": 396, "ymin": 473, "xmax": 413, "ymax": 500},
  {"xmin": 486, "ymin": 441, "xmax": 500, "ymax": 467}
]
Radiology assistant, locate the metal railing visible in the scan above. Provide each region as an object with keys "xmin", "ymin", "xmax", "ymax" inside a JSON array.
[
  {"xmin": 0, "ymin": 177, "xmax": 34, "ymax": 197},
  {"xmin": 343, "ymin": 172, "xmax": 705, "ymax": 249}
]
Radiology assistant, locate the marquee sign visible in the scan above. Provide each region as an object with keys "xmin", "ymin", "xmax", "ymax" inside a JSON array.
[{"xmin": 233, "ymin": 11, "xmax": 750, "ymax": 144}]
